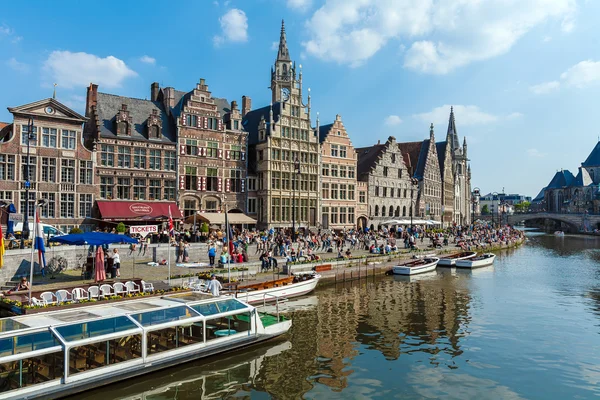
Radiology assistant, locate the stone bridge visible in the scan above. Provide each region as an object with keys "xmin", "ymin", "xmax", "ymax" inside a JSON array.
[{"xmin": 479, "ymin": 213, "xmax": 600, "ymax": 231}]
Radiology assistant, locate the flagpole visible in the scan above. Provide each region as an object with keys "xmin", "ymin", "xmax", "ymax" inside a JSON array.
[
  {"xmin": 28, "ymin": 207, "xmax": 36, "ymax": 304},
  {"xmin": 225, "ymin": 204, "xmax": 231, "ymax": 284}
]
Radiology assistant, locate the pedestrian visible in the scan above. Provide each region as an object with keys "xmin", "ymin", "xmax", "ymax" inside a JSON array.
[
  {"xmin": 112, "ymin": 249, "xmax": 121, "ymax": 278},
  {"xmin": 206, "ymin": 274, "xmax": 223, "ymax": 296},
  {"xmin": 208, "ymin": 243, "xmax": 216, "ymax": 266}
]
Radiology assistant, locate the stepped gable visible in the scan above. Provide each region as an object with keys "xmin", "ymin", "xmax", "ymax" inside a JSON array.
[
  {"xmin": 398, "ymin": 141, "xmax": 426, "ymax": 177},
  {"xmin": 356, "ymin": 144, "xmax": 386, "ymax": 177},
  {"xmin": 317, "ymin": 123, "xmax": 334, "ymax": 143}
]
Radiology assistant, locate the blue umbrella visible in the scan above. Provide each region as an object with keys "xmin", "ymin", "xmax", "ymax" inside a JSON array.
[{"xmin": 49, "ymin": 232, "xmax": 138, "ymax": 246}]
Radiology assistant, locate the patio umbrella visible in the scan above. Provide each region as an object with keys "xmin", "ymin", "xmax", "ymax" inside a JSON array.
[
  {"xmin": 49, "ymin": 232, "xmax": 138, "ymax": 246},
  {"xmin": 6, "ymin": 204, "xmax": 16, "ymax": 236},
  {"xmin": 95, "ymin": 246, "xmax": 106, "ymax": 283}
]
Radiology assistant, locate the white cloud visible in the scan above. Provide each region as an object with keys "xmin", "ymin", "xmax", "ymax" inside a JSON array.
[
  {"xmin": 140, "ymin": 55, "xmax": 156, "ymax": 65},
  {"xmin": 44, "ymin": 51, "xmax": 137, "ymax": 89},
  {"xmin": 529, "ymin": 80, "xmax": 560, "ymax": 94},
  {"xmin": 506, "ymin": 112, "xmax": 524, "ymax": 119},
  {"xmin": 6, "ymin": 57, "xmax": 30, "ymax": 73},
  {"xmin": 271, "ymin": 41, "xmax": 279, "ymax": 51},
  {"xmin": 214, "ymin": 9, "xmax": 248, "ymax": 46},
  {"xmin": 560, "ymin": 60, "xmax": 600, "ymax": 88},
  {"xmin": 0, "ymin": 24, "xmax": 22, "ymax": 43},
  {"xmin": 384, "ymin": 115, "xmax": 402, "ymax": 126},
  {"xmin": 413, "ymin": 105, "xmax": 498, "ymax": 126},
  {"xmin": 288, "ymin": 0, "xmax": 312, "ymax": 12},
  {"xmin": 301, "ymin": 0, "xmax": 576, "ymax": 73},
  {"xmin": 527, "ymin": 148, "xmax": 546, "ymax": 158}
]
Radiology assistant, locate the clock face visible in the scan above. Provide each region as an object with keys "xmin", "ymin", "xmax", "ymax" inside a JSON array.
[{"xmin": 282, "ymin": 88, "xmax": 290, "ymax": 101}]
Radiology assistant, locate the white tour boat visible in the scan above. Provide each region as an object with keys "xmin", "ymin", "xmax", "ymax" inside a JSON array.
[
  {"xmin": 230, "ymin": 272, "xmax": 321, "ymax": 305},
  {"xmin": 438, "ymin": 251, "xmax": 478, "ymax": 266},
  {"xmin": 0, "ymin": 292, "xmax": 291, "ymax": 399},
  {"xmin": 392, "ymin": 257, "xmax": 440, "ymax": 276},
  {"xmin": 455, "ymin": 253, "xmax": 496, "ymax": 269}
]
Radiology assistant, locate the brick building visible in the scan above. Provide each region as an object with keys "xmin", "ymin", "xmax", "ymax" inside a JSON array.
[
  {"xmin": 318, "ymin": 114, "xmax": 360, "ymax": 230},
  {"xmin": 0, "ymin": 97, "xmax": 95, "ymax": 232}
]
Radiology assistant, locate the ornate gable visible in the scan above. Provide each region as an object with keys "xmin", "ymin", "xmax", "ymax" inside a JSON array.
[
  {"xmin": 115, "ymin": 104, "xmax": 133, "ymax": 136},
  {"xmin": 8, "ymin": 98, "xmax": 87, "ymax": 123},
  {"xmin": 146, "ymin": 108, "xmax": 162, "ymax": 139}
]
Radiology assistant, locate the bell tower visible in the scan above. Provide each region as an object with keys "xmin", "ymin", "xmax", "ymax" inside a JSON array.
[{"xmin": 271, "ymin": 20, "xmax": 295, "ymax": 103}]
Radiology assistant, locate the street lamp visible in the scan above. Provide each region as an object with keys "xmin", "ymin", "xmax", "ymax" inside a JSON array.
[
  {"xmin": 292, "ymin": 157, "xmax": 300, "ymax": 242},
  {"xmin": 491, "ymin": 192, "xmax": 499, "ymax": 226},
  {"xmin": 21, "ymin": 118, "xmax": 36, "ymax": 249},
  {"xmin": 28, "ymin": 198, "xmax": 48, "ymax": 303},
  {"xmin": 472, "ymin": 187, "xmax": 480, "ymax": 224}
]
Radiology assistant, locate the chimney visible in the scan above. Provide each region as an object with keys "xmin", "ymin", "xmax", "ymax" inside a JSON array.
[
  {"xmin": 242, "ymin": 95, "xmax": 251, "ymax": 117},
  {"xmin": 231, "ymin": 100, "xmax": 238, "ymax": 110},
  {"xmin": 151, "ymin": 82, "xmax": 160, "ymax": 102},
  {"xmin": 163, "ymin": 87, "xmax": 175, "ymax": 110},
  {"xmin": 85, "ymin": 83, "xmax": 98, "ymax": 117},
  {"xmin": 377, "ymin": 139, "xmax": 381, "ymax": 145}
]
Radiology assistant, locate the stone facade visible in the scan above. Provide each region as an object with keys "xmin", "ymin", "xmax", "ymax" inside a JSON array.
[
  {"xmin": 0, "ymin": 98, "xmax": 95, "ymax": 232},
  {"xmin": 446, "ymin": 108, "xmax": 471, "ymax": 224},
  {"xmin": 319, "ymin": 115, "xmax": 358, "ymax": 230}
]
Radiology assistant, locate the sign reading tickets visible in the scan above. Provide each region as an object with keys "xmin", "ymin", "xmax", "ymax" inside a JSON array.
[{"xmin": 129, "ymin": 225, "xmax": 158, "ymax": 238}]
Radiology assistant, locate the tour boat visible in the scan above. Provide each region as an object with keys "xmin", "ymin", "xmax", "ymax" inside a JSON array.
[
  {"xmin": 231, "ymin": 272, "xmax": 320, "ymax": 305},
  {"xmin": 392, "ymin": 257, "xmax": 439, "ymax": 276},
  {"xmin": 0, "ymin": 293, "xmax": 291, "ymax": 399},
  {"xmin": 438, "ymin": 251, "xmax": 478, "ymax": 266},
  {"xmin": 455, "ymin": 253, "xmax": 496, "ymax": 269}
]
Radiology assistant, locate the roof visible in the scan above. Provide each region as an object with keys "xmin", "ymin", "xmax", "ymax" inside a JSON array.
[
  {"xmin": 545, "ymin": 170, "xmax": 575, "ymax": 189},
  {"xmin": 170, "ymin": 91, "xmax": 230, "ymax": 120},
  {"xmin": 570, "ymin": 167, "xmax": 593, "ymax": 187},
  {"xmin": 447, "ymin": 107, "xmax": 460, "ymax": 150},
  {"xmin": 436, "ymin": 141, "xmax": 448, "ymax": 173},
  {"xmin": 242, "ymin": 103, "xmax": 281, "ymax": 145},
  {"xmin": 0, "ymin": 122, "xmax": 11, "ymax": 142},
  {"xmin": 532, "ymin": 187, "xmax": 546, "ymax": 202},
  {"xmin": 0, "ymin": 122, "xmax": 9, "ymax": 130},
  {"xmin": 356, "ymin": 144, "xmax": 386, "ymax": 176},
  {"xmin": 582, "ymin": 141, "xmax": 600, "ymax": 167},
  {"xmin": 398, "ymin": 141, "xmax": 426, "ymax": 178},
  {"xmin": 184, "ymin": 212, "xmax": 257, "ymax": 225},
  {"xmin": 96, "ymin": 92, "xmax": 175, "ymax": 143},
  {"xmin": 318, "ymin": 123, "xmax": 334, "ymax": 144}
]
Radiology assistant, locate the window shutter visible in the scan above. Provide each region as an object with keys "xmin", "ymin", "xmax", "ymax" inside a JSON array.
[
  {"xmin": 196, "ymin": 176, "xmax": 201, "ymax": 191},
  {"xmin": 197, "ymin": 147, "xmax": 203, "ymax": 156},
  {"xmin": 196, "ymin": 117, "xmax": 201, "ymax": 128},
  {"xmin": 179, "ymin": 175, "xmax": 185, "ymax": 190},
  {"xmin": 225, "ymin": 150, "xmax": 230, "ymax": 160},
  {"xmin": 202, "ymin": 176, "xmax": 206, "ymax": 191},
  {"xmin": 218, "ymin": 119, "xmax": 223, "ymax": 131},
  {"xmin": 180, "ymin": 144, "xmax": 186, "ymax": 155},
  {"xmin": 241, "ymin": 178, "xmax": 245, "ymax": 193},
  {"xmin": 181, "ymin": 114, "xmax": 187, "ymax": 126},
  {"xmin": 218, "ymin": 149, "xmax": 223, "ymax": 159},
  {"xmin": 225, "ymin": 178, "xmax": 230, "ymax": 192},
  {"xmin": 202, "ymin": 147, "xmax": 207, "ymax": 157},
  {"xmin": 241, "ymin": 152, "xmax": 246, "ymax": 161},
  {"xmin": 203, "ymin": 117, "xmax": 208, "ymax": 129},
  {"xmin": 217, "ymin": 177, "xmax": 222, "ymax": 192}
]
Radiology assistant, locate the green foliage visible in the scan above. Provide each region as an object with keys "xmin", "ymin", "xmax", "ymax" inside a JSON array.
[
  {"xmin": 116, "ymin": 222, "xmax": 127, "ymax": 233},
  {"xmin": 70, "ymin": 227, "xmax": 83, "ymax": 234},
  {"xmin": 481, "ymin": 204, "xmax": 490, "ymax": 215},
  {"xmin": 201, "ymin": 222, "xmax": 209, "ymax": 233}
]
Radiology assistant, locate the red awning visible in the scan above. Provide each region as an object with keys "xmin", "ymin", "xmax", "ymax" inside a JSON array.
[{"xmin": 96, "ymin": 201, "xmax": 183, "ymax": 221}]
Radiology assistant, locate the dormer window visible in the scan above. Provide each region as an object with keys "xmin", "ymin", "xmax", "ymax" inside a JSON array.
[
  {"xmin": 118, "ymin": 121, "xmax": 128, "ymax": 136},
  {"xmin": 147, "ymin": 109, "xmax": 162, "ymax": 139},
  {"xmin": 116, "ymin": 104, "xmax": 131, "ymax": 136}
]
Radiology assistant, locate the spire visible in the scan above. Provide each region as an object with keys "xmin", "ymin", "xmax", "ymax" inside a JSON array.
[
  {"xmin": 277, "ymin": 19, "xmax": 291, "ymax": 62},
  {"xmin": 447, "ymin": 106, "xmax": 460, "ymax": 150},
  {"xmin": 52, "ymin": 83, "xmax": 57, "ymax": 99},
  {"xmin": 430, "ymin": 123, "xmax": 435, "ymax": 141}
]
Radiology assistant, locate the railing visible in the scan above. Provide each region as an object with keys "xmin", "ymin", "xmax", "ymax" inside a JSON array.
[{"xmin": 60, "ymin": 183, "xmax": 75, "ymax": 192}]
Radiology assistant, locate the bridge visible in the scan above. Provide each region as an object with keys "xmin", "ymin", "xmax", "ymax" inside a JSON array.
[{"xmin": 478, "ymin": 212, "xmax": 600, "ymax": 232}]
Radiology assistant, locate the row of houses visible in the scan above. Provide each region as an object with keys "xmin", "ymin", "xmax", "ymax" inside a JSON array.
[{"xmin": 0, "ymin": 21, "xmax": 472, "ymax": 233}]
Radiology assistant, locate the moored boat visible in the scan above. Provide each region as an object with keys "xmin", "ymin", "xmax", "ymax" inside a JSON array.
[
  {"xmin": 0, "ymin": 293, "xmax": 290, "ymax": 399},
  {"xmin": 392, "ymin": 257, "xmax": 439, "ymax": 276},
  {"xmin": 438, "ymin": 251, "xmax": 478, "ymax": 266},
  {"xmin": 229, "ymin": 272, "xmax": 320, "ymax": 305},
  {"xmin": 455, "ymin": 253, "xmax": 496, "ymax": 269}
]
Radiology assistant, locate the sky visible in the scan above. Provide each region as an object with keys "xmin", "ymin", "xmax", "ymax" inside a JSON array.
[{"xmin": 1, "ymin": 0, "xmax": 599, "ymax": 198}]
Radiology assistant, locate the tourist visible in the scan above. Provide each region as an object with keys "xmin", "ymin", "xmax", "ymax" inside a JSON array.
[
  {"xmin": 112, "ymin": 249, "xmax": 121, "ymax": 278},
  {"xmin": 208, "ymin": 244, "xmax": 216, "ymax": 266},
  {"xmin": 206, "ymin": 274, "xmax": 223, "ymax": 296},
  {"xmin": 12, "ymin": 277, "xmax": 30, "ymax": 292}
]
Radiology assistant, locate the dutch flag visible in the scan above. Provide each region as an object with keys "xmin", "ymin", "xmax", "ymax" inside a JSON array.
[{"xmin": 34, "ymin": 208, "xmax": 46, "ymax": 275}]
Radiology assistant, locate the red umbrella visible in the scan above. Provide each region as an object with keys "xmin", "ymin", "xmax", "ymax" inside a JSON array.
[{"xmin": 95, "ymin": 247, "xmax": 106, "ymax": 283}]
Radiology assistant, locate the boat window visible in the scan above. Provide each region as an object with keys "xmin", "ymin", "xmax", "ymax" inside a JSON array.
[
  {"xmin": 191, "ymin": 299, "xmax": 248, "ymax": 317},
  {"xmin": 68, "ymin": 334, "xmax": 142, "ymax": 376},
  {"xmin": 147, "ymin": 322, "xmax": 204, "ymax": 356},
  {"xmin": 130, "ymin": 306, "xmax": 199, "ymax": 327},
  {"xmin": 0, "ymin": 330, "xmax": 60, "ymax": 357},
  {"xmin": 55, "ymin": 316, "xmax": 138, "ymax": 342},
  {"xmin": 0, "ymin": 319, "xmax": 29, "ymax": 334},
  {"xmin": 205, "ymin": 312, "xmax": 251, "ymax": 343},
  {"xmin": 0, "ymin": 351, "xmax": 64, "ymax": 393}
]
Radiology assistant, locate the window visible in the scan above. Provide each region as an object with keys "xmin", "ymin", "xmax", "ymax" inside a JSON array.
[
  {"xmin": 348, "ymin": 167, "xmax": 355, "ymax": 179},
  {"xmin": 247, "ymin": 177, "xmax": 257, "ymax": 191},
  {"xmin": 348, "ymin": 207, "xmax": 355, "ymax": 224},
  {"xmin": 271, "ymin": 198, "xmax": 280, "ymax": 221},
  {"xmin": 339, "ymin": 165, "xmax": 347, "ymax": 178},
  {"xmin": 349, "ymin": 185, "xmax": 355, "ymax": 200},
  {"xmin": 383, "ymin": 167, "xmax": 388, "ymax": 177},
  {"xmin": 165, "ymin": 151, "xmax": 176, "ymax": 171},
  {"xmin": 149, "ymin": 179, "xmax": 161, "ymax": 200},
  {"xmin": 60, "ymin": 159, "xmax": 75, "ymax": 183},
  {"xmin": 331, "ymin": 207, "xmax": 338, "ymax": 224},
  {"xmin": 248, "ymin": 198, "xmax": 257, "ymax": 213},
  {"xmin": 398, "ymin": 169, "xmax": 403, "ymax": 179},
  {"xmin": 258, "ymin": 150, "xmax": 263, "ymax": 161},
  {"xmin": 310, "ymin": 174, "xmax": 317, "ymax": 192},
  {"xmin": 117, "ymin": 147, "xmax": 131, "ymax": 168},
  {"xmin": 207, "ymin": 117, "xmax": 218, "ymax": 130},
  {"xmin": 300, "ymin": 174, "xmax": 308, "ymax": 191},
  {"xmin": 185, "ymin": 166, "xmax": 198, "ymax": 191},
  {"xmin": 186, "ymin": 139, "xmax": 198, "ymax": 156},
  {"xmin": 0, "ymin": 155, "xmax": 15, "ymax": 180},
  {"xmin": 21, "ymin": 156, "xmax": 37, "ymax": 181},
  {"xmin": 322, "ymin": 183, "xmax": 329, "ymax": 199},
  {"xmin": 186, "ymin": 114, "xmax": 197, "ymax": 127},
  {"xmin": 234, "ymin": 120, "xmax": 239, "ymax": 130},
  {"xmin": 20, "ymin": 192, "xmax": 35, "ymax": 218},
  {"xmin": 382, "ymin": 206, "xmax": 386, "ymax": 216},
  {"xmin": 61, "ymin": 130, "xmax": 76, "ymax": 149},
  {"xmin": 375, "ymin": 186, "xmax": 379, "ymax": 197},
  {"xmin": 41, "ymin": 158, "xmax": 56, "ymax": 182},
  {"xmin": 206, "ymin": 168, "xmax": 218, "ymax": 191},
  {"xmin": 205, "ymin": 199, "xmax": 218, "ymax": 211},
  {"xmin": 331, "ymin": 184, "xmax": 338, "ymax": 200},
  {"xmin": 331, "ymin": 165, "xmax": 338, "ymax": 177},
  {"xmin": 230, "ymin": 170, "xmax": 243, "ymax": 192},
  {"xmin": 322, "ymin": 164, "xmax": 329, "ymax": 176},
  {"xmin": 281, "ymin": 172, "xmax": 290, "ymax": 190},
  {"xmin": 382, "ymin": 187, "xmax": 387, "ymax": 197},
  {"xmin": 60, "ymin": 193, "xmax": 75, "ymax": 218},
  {"xmin": 230, "ymin": 145, "xmax": 242, "ymax": 160},
  {"xmin": 40, "ymin": 193, "xmax": 55, "ymax": 218},
  {"xmin": 207, "ymin": 141, "xmax": 219, "ymax": 158},
  {"xmin": 164, "ymin": 180, "xmax": 176, "ymax": 200},
  {"xmin": 340, "ymin": 184, "xmax": 347, "ymax": 200},
  {"xmin": 374, "ymin": 205, "xmax": 379, "ymax": 216},
  {"xmin": 133, "ymin": 178, "xmax": 146, "ymax": 200},
  {"xmin": 271, "ymin": 172, "xmax": 280, "ymax": 190},
  {"xmin": 149, "ymin": 125, "xmax": 160, "ymax": 139},
  {"xmin": 21, "ymin": 124, "xmax": 37, "ymax": 145},
  {"xmin": 117, "ymin": 177, "xmax": 130, "ymax": 199},
  {"xmin": 149, "ymin": 150, "xmax": 161, "ymax": 170},
  {"xmin": 331, "ymin": 144, "xmax": 339, "ymax": 157},
  {"xmin": 389, "ymin": 207, "xmax": 394, "ymax": 217},
  {"xmin": 340, "ymin": 207, "xmax": 347, "ymax": 224},
  {"xmin": 118, "ymin": 121, "xmax": 128, "ymax": 135},
  {"xmin": 340, "ymin": 146, "xmax": 347, "ymax": 158},
  {"xmin": 101, "ymin": 144, "xmax": 114, "ymax": 167},
  {"xmin": 183, "ymin": 199, "xmax": 197, "ymax": 218},
  {"xmin": 42, "ymin": 127, "xmax": 58, "ymax": 148},
  {"xmin": 134, "ymin": 148, "xmax": 146, "ymax": 169},
  {"xmin": 271, "ymin": 149, "xmax": 280, "ymax": 160},
  {"xmin": 282, "ymin": 198, "xmax": 290, "ymax": 222},
  {"xmin": 79, "ymin": 161, "xmax": 93, "ymax": 185},
  {"xmin": 100, "ymin": 177, "xmax": 114, "ymax": 198},
  {"xmin": 79, "ymin": 194, "xmax": 92, "ymax": 218}
]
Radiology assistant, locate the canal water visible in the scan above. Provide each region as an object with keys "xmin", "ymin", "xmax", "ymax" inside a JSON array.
[{"xmin": 83, "ymin": 231, "xmax": 600, "ymax": 399}]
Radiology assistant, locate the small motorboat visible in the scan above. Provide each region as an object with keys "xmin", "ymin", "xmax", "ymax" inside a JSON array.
[
  {"xmin": 438, "ymin": 251, "xmax": 477, "ymax": 267},
  {"xmin": 455, "ymin": 253, "xmax": 496, "ymax": 269},
  {"xmin": 392, "ymin": 257, "xmax": 439, "ymax": 276},
  {"xmin": 554, "ymin": 231, "xmax": 565, "ymax": 236}
]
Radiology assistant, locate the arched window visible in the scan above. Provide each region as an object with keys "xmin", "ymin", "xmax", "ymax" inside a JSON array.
[
  {"xmin": 395, "ymin": 206, "xmax": 400, "ymax": 217},
  {"xmin": 375, "ymin": 205, "xmax": 379, "ymax": 216},
  {"xmin": 389, "ymin": 207, "xmax": 393, "ymax": 217},
  {"xmin": 402, "ymin": 206, "xmax": 407, "ymax": 216},
  {"xmin": 282, "ymin": 63, "xmax": 288, "ymax": 77},
  {"xmin": 118, "ymin": 121, "xmax": 128, "ymax": 136},
  {"xmin": 150, "ymin": 125, "xmax": 159, "ymax": 139},
  {"xmin": 381, "ymin": 206, "xmax": 386, "ymax": 216}
]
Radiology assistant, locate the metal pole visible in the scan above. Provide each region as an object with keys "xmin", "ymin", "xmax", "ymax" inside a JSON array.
[{"xmin": 21, "ymin": 118, "xmax": 34, "ymax": 249}]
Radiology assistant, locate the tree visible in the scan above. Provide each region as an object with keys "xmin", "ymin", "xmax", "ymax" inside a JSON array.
[
  {"xmin": 481, "ymin": 204, "xmax": 490, "ymax": 215},
  {"xmin": 116, "ymin": 222, "xmax": 127, "ymax": 233},
  {"xmin": 521, "ymin": 201, "xmax": 531, "ymax": 213},
  {"xmin": 200, "ymin": 222, "xmax": 209, "ymax": 233}
]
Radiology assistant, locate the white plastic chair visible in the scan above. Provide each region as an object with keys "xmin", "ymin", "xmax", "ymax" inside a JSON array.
[
  {"xmin": 29, "ymin": 297, "xmax": 43, "ymax": 306},
  {"xmin": 40, "ymin": 292, "xmax": 56, "ymax": 305},
  {"xmin": 88, "ymin": 286, "xmax": 100, "ymax": 300},
  {"xmin": 71, "ymin": 288, "xmax": 89, "ymax": 302},
  {"xmin": 141, "ymin": 280, "xmax": 154, "ymax": 293},
  {"xmin": 55, "ymin": 290, "xmax": 73, "ymax": 304},
  {"xmin": 124, "ymin": 281, "xmax": 140, "ymax": 294},
  {"xmin": 192, "ymin": 280, "xmax": 207, "ymax": 292},
  {"xmin": 113, "ymin": 282, "xmax": 127, "ymax": 296},
  {"xmin": 99, "ymin": 284, "xmax": 113, "ymax": 298}
]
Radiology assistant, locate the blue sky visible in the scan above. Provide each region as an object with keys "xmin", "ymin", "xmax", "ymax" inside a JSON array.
[{"xmin": 1, "ymin": 0, "xmax": 599, "ymax": 197}]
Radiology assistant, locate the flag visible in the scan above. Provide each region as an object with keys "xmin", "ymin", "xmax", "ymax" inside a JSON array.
[
  {"xmin": 224, "ymin": 209, "xmax": 234, "ymax": 256},
  {"xmin": 168, "ymin": 206, "xmax": 174, "ymax": 237},
  {"xmin": 0, "ymin": 222, "xmax": 4, "ymax": 269},
  {"xmin": 34, "ymin": 208, "xmax": 46, "ymax": 273}
]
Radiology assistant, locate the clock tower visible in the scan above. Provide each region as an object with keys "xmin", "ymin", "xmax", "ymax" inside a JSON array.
[{"xmin": 271, "ymin": 20, "xmax": 294, "ymax": 104}]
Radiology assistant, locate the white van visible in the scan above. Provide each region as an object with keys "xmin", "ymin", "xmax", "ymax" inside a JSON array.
[{"xmin": 13, "ymin": 222, "xmax": 66, "ymax": 238}]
